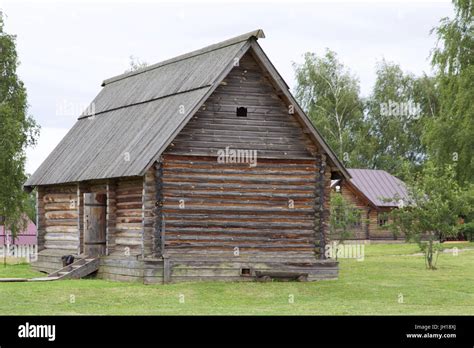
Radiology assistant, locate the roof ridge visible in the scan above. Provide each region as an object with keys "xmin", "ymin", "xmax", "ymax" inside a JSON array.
[{"xmin": 102, "ymin": 29, "xmax": 265, "ymax": 86}]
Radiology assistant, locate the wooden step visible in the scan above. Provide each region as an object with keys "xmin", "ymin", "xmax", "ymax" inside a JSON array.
[{"xmin": 47, "ymin": 256, "xmax": 100, "ymax": 279}]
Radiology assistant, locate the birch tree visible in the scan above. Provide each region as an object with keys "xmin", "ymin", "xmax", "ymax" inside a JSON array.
[
  {"xmin": 0, "ymin": 12, "xmax": 39, "ymax": 240},
  {"xmin": 294, "ymin": 50, "xmax": 367, "ymax": 167}
]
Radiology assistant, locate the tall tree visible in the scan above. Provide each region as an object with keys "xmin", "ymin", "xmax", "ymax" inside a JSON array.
[
  {"xmin": 424, "ymin": 0, "xmax": 474, "ymax": 184},
  {"xmin": 0, "ymin": 12, "xmax": 39, "ymax": 239},
  {"xmin": 294, "ymin": 49, "xmax": 367, "ymax": 167},
  {"xmin": 365, "ymin": 60, "xmax": 436, "ymax": 178}
]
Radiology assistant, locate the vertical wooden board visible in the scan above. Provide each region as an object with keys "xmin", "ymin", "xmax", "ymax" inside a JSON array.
[
  {"xmin": 155, "ymin": 161, "xmax": 164, "ymax": 258},
  {"xmin": 84, "ymin": 192, "xmax": 107, "ymax": 256},
  {"xmin": 106, "ymin": 181, "xmax": 117, "ymax": 255},
  {"xmin": 36, "ymin": 188, "xmax": 46, "ymax": 251}
]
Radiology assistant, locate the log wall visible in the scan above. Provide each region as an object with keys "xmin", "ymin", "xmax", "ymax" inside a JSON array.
[
  {"xmin": 332, "ymin": 181, "xmax": 372, "ymax": 240},
  {"xmin": 112, "ymin": 178, "xmax": 143, "ymax": 256},
  {"xmin": 42, "ymin": 185, "xmax": 79, "ymax": 252},
  {"xmin": 367, "ymin": 209, "xmax": 400, "ymax": 240},
  {"xmin": 332, "ymin": 181, "xmax": 403, "ymax": 240},
  {"xmin": 167, "ymin": 52, "xmax": 317, "ymax": 159},
  {"xmin": 160, "ymin": 154, "xmax": 321, "ymax": 259}
]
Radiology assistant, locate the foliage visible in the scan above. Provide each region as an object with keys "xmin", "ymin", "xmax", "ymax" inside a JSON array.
[
  {"xmin": 424, "ymin": 0, "xmax": 474, "ymax": 184},
  {"xmin": 293, "ymin": 50, "xmax": 368, "ymax": 167},
  {"xmin": 126, "ymin": 55, "xmax": 148, "ymax": 72},
  {"xmin": 328, "ymin": 192, "xmax": 361, "ymax": 259},
  {"xmin": 0, "ymin": 12, "xmax": 39, "ymax": 239},
  {"xmin": 23, "ymin": 189, "xmax": 36, "ymax": 225},
  {"xmin": 365, "ymin": 61, "xmax": 437, "ymax": 179},
  {"xmin": 388, "ymin": 162, "xmax": 472, "ymax": 269},
  {"xmin": 458, "ymin": 222, "xmax": 474, "ymax": 241}
]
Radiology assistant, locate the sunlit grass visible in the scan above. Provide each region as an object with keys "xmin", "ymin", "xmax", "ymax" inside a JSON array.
[{"xmin": 0, "ymin": 243, "xmax": 473, "ymax": 315}]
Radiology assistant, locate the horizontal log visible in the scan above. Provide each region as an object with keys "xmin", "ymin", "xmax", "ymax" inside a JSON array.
[
  {"xmin": 116, "ymin": 223, "xmax": 142, "ymax": 230},
  {"xmin": 163, "ymin": 190, "xmax": 317, "ymax": 200},
  {"xmin": 44, "ymin": 202, "xmax": 77, "ymax": 211},
  {"xmin": 163, "ymin": 166, "xmax": 318, "ymax": 175},
  {"xmin": 165, "ymin": 220, "xmax": 314, "ymax": 229},
  {"xmin": 169, "ymin": 148, "xmax": 313, "ymax": 159},
  {"xmin": 44, "ymin": 241, "xmax": 78, "ymax": 250},
  {"xmin": 172, "ymin": 139, "xmax": 309, "ymax": 152},
  {"xmin": 45, "ymin": 226, "xmax": 78, "ymax": 233},
  {"xmin": 44, "ymin": 233, "xmax": 79, "ymax": 241},
  {"xmin": 162, "ymin": 206, "xmax": 314, "ymax": 214},
  {"xmin": 162, "ymin": 197, "xmax": 314, "ymax": 206},
  {"xmin": 45, "ymin": 211, "xmax": 78, "ymax": 220},
  {"xmin": 43, "ymin": 194, "xmax": 77, "ymax": 203},
  {"xmin": 166, "ymin": 234, "xmax": 315, "ymax": 243},
  {"xmin": 116, "ymin": 202, "xmax": 142, "ymax": 209},
  {"xmin": 162, "ymin": 182, "xmax": 316, "ymax": 192},
  {"xmin": 115, "ymin": 238, "xmax": 143, "ymax": 246},
  {"xmin": 44, "ymin": 219, "xmax": 78, "ymax": 227},
  {"xmin": 163, "ymin": 155, "xmax": 319, "ymax": 166}
]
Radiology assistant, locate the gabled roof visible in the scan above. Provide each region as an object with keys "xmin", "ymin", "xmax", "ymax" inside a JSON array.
[
  {"xmin": 25, "ymin": 29, "xmax": 349, "ymax": 187},
  {"xmin": 347, "ymin": 169, "xmax": 408, "ymax": 208}
]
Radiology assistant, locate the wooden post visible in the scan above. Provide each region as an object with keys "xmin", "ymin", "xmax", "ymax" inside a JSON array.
[
  {"xmin": 77, "ymin": 183, "xmax": 87, "ymax": 255},
  {"xmin": 36, "ymin": 187, "xmax": 46, "ymax": 252},
  {"xmin": 318, "ymin": 154, "xmax": 331, "ymax": 259},
  {"xmin": 161, "ymin": 218, "xmax": 166, "ymax": 259},
  {"xmin": 141, "ymin": 178, "xmax": 146, "ymax": 259},
  {"xmin": 154, "ymin": 160, "xmax": 164, "ymax": 258},
  {"xmin": 163, "ymin": 254, "xmax": 171, "ymax": 284},
  {"xmin": 1, "ymin": 215, "xmax": 5, "ymax": 267},
  {"xmin": 106, "ymin": 181, "xmax": 117, "ymax": 256},
  {"xmin": 366, "ymin": 208, "xmax": 371, "ymax": 240},
  {"xmin": 76, "ymin": 184, "xmax": 81, "ymax": 255}
]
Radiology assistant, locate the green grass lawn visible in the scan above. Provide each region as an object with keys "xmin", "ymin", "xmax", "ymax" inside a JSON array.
[{"xmin": 0, "ymin": 242, "xmax": 473, "ymax": 315}]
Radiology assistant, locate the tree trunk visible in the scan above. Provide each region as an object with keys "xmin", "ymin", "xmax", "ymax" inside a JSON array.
[{"xmin": 426, "ymin": 239, "xmax": 437, "ymax": 270}]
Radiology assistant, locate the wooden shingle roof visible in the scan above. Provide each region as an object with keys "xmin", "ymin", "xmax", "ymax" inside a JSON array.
[{"xmin": 26, "ymin": 29, "xmax": 349, "ymax": 187}]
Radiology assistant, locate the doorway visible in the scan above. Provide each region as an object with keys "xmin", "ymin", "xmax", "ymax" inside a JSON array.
[{"xmin": 83, "ymin": 193, "xmax": 107, "ymax": 257}]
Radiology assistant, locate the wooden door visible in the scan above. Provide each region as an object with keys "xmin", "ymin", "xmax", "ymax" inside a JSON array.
[{"xmin": 84, "ymin": 193, "xmax": 107, "ymax": 256}]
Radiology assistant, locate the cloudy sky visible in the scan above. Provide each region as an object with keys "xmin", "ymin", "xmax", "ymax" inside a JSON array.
[{"xmin": 1, "ymin": 0, "xmax": 452, "ymax": 174}]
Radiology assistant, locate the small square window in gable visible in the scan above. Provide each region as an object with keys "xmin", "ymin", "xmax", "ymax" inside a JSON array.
[{"xmin": 236, "ymin": 107, "xmax": 247, "ymax": 117}]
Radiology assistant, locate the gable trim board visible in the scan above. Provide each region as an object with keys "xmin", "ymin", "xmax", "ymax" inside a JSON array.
[{"xmin": 25, "ymin": 30, "xmax": 348, "ymax": 189}]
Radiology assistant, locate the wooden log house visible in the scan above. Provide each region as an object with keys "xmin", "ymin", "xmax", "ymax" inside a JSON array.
[
  {"xmin": 25, "ymin": 30, "xmax": 351, "ymax": 283},
  {"xmin": 331, "ymin": 169, "xmax": 408, "ymax": 240}
]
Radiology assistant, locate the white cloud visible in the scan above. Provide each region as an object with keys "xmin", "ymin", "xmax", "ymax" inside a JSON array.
[{"xmin": 1, "ymin": 0, "xmax": 453, "ymax": 175}]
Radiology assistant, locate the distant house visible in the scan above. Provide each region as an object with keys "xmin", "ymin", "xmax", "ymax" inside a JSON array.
[
  {"xmin": 0, "ymin": 217, "xmax": 37, "ymax": 246},
  {"xmin": 331, "ymin": 169, "xmax": 408, "ymax": 240}
]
